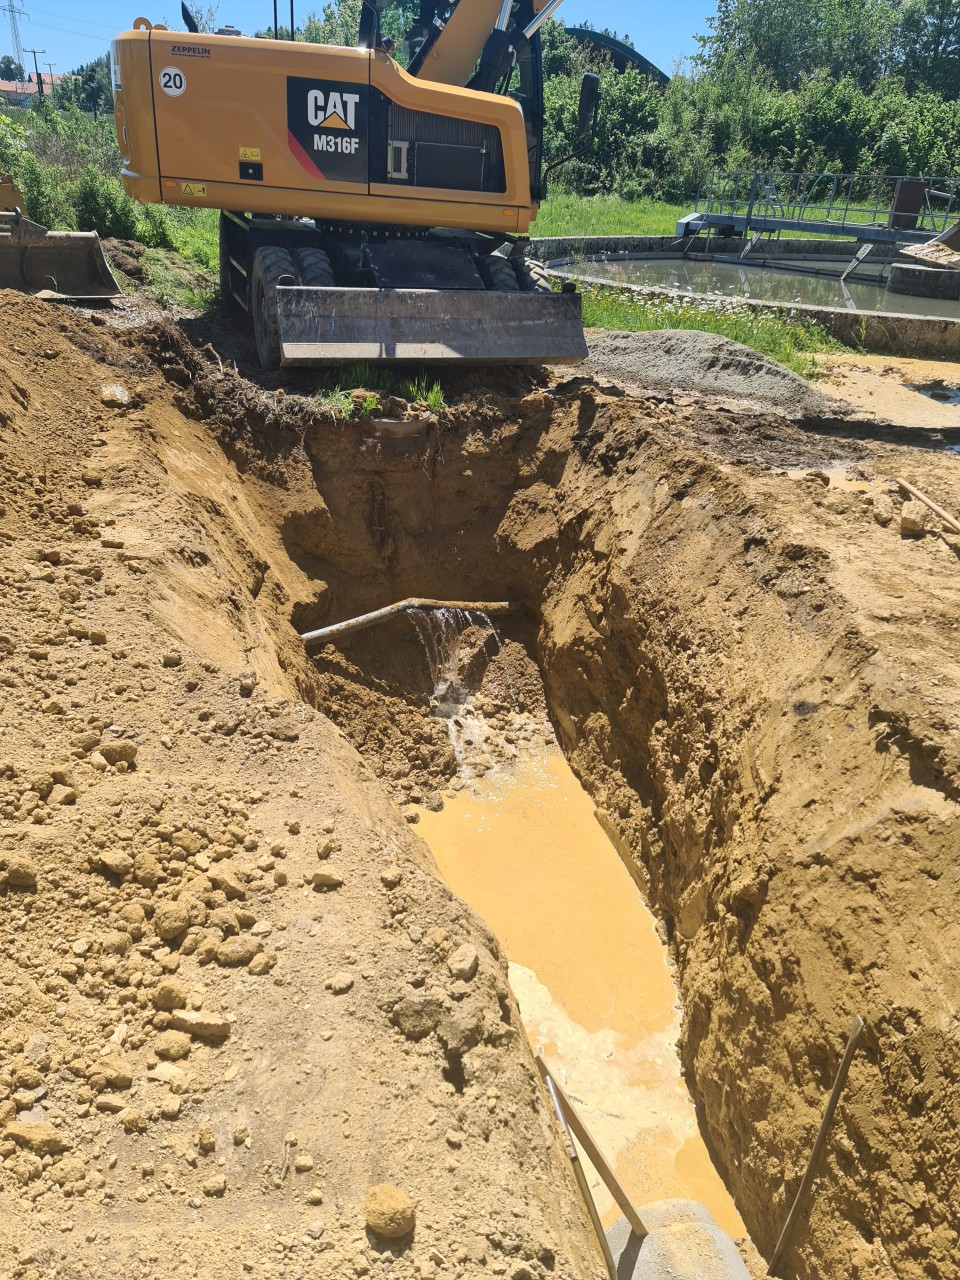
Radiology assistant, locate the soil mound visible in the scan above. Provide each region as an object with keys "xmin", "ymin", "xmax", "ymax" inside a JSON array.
[
  {"xmin": 0, "ymin": 291, "xmax": 603, "ymax": 1280},
  {"xmin": 585, "ymin": 328, "xmax": 840, "ymax": 415}
]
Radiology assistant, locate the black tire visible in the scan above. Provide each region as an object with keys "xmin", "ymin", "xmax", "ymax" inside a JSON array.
[
  {"xmin": 291, "ymin": 246, "xmax": 335, "ymax": 287},
  {"xmin": 479, "ymin": 253, "xmax": 520, "ymax": 292},
  {"xmin": 513, "ymin": 255, "xmax": 553, "ymax": 293},
  {"xmin": 251, "ymin": 245, "xmax": 297, "ymax": 371},
  {"xmin": 218, "ymin": 214, "xmax": 243, "ymax": 317}
]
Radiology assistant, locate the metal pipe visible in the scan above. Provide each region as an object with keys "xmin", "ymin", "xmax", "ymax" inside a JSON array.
[
  {"xmin": 543, "ymin": 1074, "xmax": 618, "ymax": 1280},
  {"xmin": 301, "ymin": 598, "xmax": 510, "ymax": 648},
  {"xmin": 290, "ymin": 0, "xmax": 295, "ymax": 38},
  {"xmin": 495, "ymin": 0, "xmax": 513, "ymax": 30},
  {"xmin": 522, "ymin": 0, "xmax": 564, "ymax": 40},
  {"xmin": 273, "ymin": 0, "xmax": 278, "ymax": 40},
  {"xmin": 895, "ymin": 477, "xmax": 960, "ymax": 535},
  {"xmin": 536, "ymin": 1056, "xmax": 648, "ymax": 1241},
  {"xmin": 768, "ymin": 1015, "xmax": 865, "ymax": 1277}
]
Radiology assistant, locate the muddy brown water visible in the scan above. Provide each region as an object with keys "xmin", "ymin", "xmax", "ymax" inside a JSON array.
[{"xmin": 417, "ymin": 750, "xmax": 747, "ymax": 1238}]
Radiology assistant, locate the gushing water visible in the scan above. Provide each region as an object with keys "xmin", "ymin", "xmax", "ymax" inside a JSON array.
[{"xmin": 407, "ymin": 606, "xmax": 508, "ymax": 775}]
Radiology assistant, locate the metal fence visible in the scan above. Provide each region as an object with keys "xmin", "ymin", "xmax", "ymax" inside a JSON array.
[{"xmin": 692, "ymin": 170, "xmax": 960, "ymax": 239}]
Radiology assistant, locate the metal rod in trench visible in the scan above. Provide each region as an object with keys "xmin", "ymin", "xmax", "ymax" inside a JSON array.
[
  {"xmin": 536, "ymin": 1055, "xmax": 648, "ymax": 1242},
  {"xmin": 543, "ymin": 1073, "xmax": 619, "ymax": 1280},
  {"xmin": 767, "ymin": 1015, "xmax": 865, "ymax": 1278}
]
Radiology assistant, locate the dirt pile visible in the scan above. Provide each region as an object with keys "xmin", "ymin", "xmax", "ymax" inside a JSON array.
[
  {"xmin": 173, "ymin": 358, "xmax": 960, "ymax": 1280},
  {"xmin": 0, "ymin": 294, "xmax": 604, "ymax": 1280}
]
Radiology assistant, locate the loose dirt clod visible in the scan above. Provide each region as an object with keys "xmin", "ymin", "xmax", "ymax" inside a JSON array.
[{"xmin": 366, "ymin": 1182, "xmax": 416, "ymax": 1239}]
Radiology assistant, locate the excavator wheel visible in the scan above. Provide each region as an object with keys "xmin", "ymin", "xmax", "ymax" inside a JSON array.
[
  {"xmin": 513, "ymin": 256, "xmax": 553, "ymax": 293},
  {"xmin": 479, "ymin": 253, "xmax": 520, "ymax": 292},
  {"xmin": 252, "ymin": 245, "xmax": 297, "ymax": 370},
  {"xmin": 292, "ymin": 246, "xmax": 335, "ymax": 287}
]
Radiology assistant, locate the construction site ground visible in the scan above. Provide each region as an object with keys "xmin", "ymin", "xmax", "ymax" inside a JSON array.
[{"xmin": 1, "ymin": 264, "xmax": 959, "ymax": 1280}]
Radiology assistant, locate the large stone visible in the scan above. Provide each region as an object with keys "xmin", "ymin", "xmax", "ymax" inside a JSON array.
[
  {"xmin": 310, "ymin": 865, "xmax": 344, "ymax": 890},
  {"xmin": 134, "ymin": 852, "xmax": 164, "ymax": 889},
  {"xmin": 99, "ymin": 850, "xmax": 134, "ymax": 878},
  {"xmin": 4, "ymin": 855, "xmax": 38, "ymax": 890},
  {"xmin": 447, "ymin": 943, "xmax": 479, "ymax": 982},
  {"xmin": 154, "ymin": 1030, "xmax": 192, "ymax": 1061},
  {"xmin": 365, "ymin": 1184, "xmax": 415, "ymax": 1239},
  {"xmin": 170, "ymin": 1009, "xmax": 231, "ymax": 1040},
  {"xmin": 5, "ymin": 1121, "xmax": 67, "ymax": 1156},
  {"xmin": 153, "ymin": 899, "xmax": 191, "ymax": 941},
  {"xmin": 215, "ymin": 935, "xmax": 261, "ymax": 967},
  {"xmin": 99, "ymin": 741, "xmax": 138, "ymax": 766},
  {"xmin": 901, "ymin": 500, "xmax": 934, "ymax": 536},
  {"xmin": 153, "ymin": 979, "xmax": 188, "ymax": 1011},
  {"xmin": 100, "ymin": 1054, "xmax": 134, "ymax": 1090}
]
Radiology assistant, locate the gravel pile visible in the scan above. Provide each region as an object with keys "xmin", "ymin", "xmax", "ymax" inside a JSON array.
[{"xmin": 585, "ymin": 329, "xmax": 841, "ymax": 416}]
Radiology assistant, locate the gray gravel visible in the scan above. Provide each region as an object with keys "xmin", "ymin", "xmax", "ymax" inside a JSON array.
[{"xmin": 585, "ymin": 329, "xmax": 840, "ymax": 416}]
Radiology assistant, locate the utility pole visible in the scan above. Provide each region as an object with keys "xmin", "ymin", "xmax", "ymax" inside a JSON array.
[
  {"xmin": 44, "ymin": 59, "xmax": 54, "ymax": 85},
  {"xmin": 24, "ymin": 46, "xmax": 45, "ymax": 96}
]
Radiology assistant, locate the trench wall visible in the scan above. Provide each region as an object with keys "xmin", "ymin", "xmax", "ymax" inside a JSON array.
[{"xmin": 257, "ymin": 385, "xmax": 960, "ymax": 1280}]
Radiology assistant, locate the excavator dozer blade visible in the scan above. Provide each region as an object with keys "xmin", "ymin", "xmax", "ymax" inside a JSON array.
[
  {"xmin": 276, "ymin": 286, "xmax": 587, "ymax": 365},
  {"xmin": 900, "ymin": 219, "xmax": 960, "ymax": 270},
  {"xmin": 0, "ymin": 212, "xmax": 122, "ymax": 301}
]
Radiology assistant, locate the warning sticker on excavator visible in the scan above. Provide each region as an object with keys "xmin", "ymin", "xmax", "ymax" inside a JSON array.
[
  {"xmin": 181, "ymin": 182, "xmax": 207, "ymax": 197},
  {"xmin": 239, "ymin": 147, "xmax": 261, "ymax": 161},
  {"xmin": 286, "ymin": 77, "xmax": 368, "ymax": 185}
]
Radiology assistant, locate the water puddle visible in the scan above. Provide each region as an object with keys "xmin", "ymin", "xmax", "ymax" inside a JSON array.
[
  {"xmin": 575, "ymin": 254, "xmax": 960, "ymax": 319},
  {"xmin": 783, "ymin": 463, "xmax": 877, "ymax": 492},
  {"xmin": 910, "ymin": 380, "xmax": 960, "ymax": 405},
  {"xmin": 417, "ymin": 750, "xmax": 747, "ymax": 1238}
]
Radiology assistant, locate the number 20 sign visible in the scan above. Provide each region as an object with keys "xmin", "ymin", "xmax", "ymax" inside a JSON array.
[{"xmin": 159, "ymin": 67, "xmax": 186, "ymax": 97}]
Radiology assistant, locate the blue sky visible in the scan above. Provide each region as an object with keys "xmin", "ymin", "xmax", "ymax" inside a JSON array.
[{"xmin": 2, "ymin": 1, "xmax": 714, "ymax": 79}]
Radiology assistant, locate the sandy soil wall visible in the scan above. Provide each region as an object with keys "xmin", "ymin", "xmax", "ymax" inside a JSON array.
[
  {"xmin": 0, "ymin": 298, "xmax": 605, "ymax": 1280},
  {"xmin": 204, "ymin": 367, "xmax": 960, "ymax": 1280}
]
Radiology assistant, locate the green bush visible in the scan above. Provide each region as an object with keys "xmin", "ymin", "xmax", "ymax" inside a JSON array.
[
  {"xmin": 70, "ymin": 165, "xmax": 139, "ymax": 239},
  {"xmin": 135, "ymin": 202, "xmax": 177, "ymax": 251},
  {"xmin": 16, "ymin": 152, "xmax": 73, "ymax": 229}
]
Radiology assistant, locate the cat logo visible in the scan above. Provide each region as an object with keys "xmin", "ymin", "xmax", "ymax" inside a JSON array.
[
  {"xmin": 287, "ymin": 78, "xmax": 369, "ymax": 184},
  {"xmin": 307, "ymin": 89, "xmax": 360, "ymax": 131}
]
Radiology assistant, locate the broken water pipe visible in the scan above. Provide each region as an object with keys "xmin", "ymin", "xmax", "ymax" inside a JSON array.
[{"xmin": 300, "ymin": 598, "xmax": 511, "ymax": 648}]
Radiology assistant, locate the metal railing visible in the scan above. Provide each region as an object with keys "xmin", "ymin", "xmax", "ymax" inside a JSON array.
[{"xmin": 693, "ymin": 170, "xmax": 960, "ymax": 237}]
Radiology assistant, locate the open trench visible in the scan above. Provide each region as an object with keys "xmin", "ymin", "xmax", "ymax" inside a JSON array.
[{"xmin": 149, "ymin": 323, "xmax": 959, "ymax": 1280}]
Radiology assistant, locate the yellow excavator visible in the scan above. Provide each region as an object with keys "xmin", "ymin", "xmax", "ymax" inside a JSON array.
[{"xmin": 111, "ymin": 1, "xmax": 599, "ymax": 367}]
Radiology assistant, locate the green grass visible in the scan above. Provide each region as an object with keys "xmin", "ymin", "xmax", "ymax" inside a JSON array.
[
  {"xmin": 140, "ymin": 247, "xmax": 216, "ymax": 312},
  {"xmin": 161, "ymin": 206, "xmax": 219, "ymax": 272},
  {"xmin": 580, "ymin": 283, "xmax": 844, "ymax": 378},
  {"xmin": 399, "ymin": 374, "xmax": 446, "ymax": 414},
  {"xmin": 313, "ymin": 365, "xmax": 446, "ymax": 420},
  {"xmin": 533, "ymin": 194, "xmax": 688, "ymax": 239}
]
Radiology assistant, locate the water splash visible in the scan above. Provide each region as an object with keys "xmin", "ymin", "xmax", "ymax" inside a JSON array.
[{"xmin": 407, "ymin": 606, "xmax": 509, "ymax": 776}]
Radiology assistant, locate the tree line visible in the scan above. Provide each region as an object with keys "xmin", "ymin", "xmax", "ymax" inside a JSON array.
[{"xmin": 5, "ymin": 0, "xmax": 960, "ymax": 205}]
